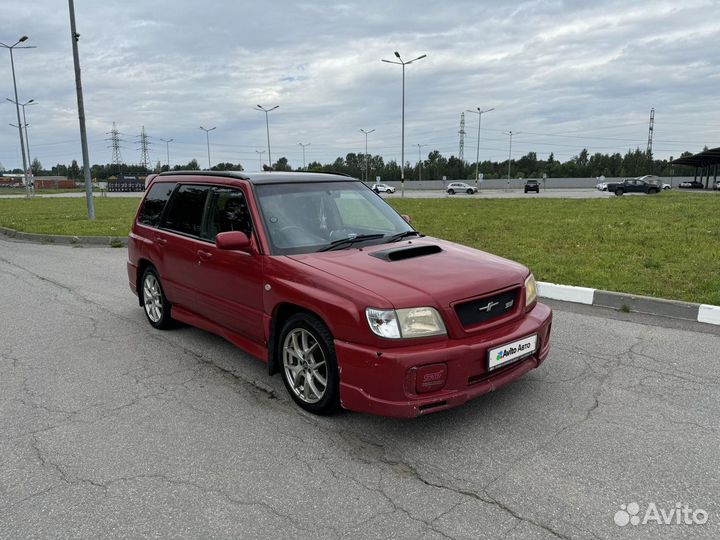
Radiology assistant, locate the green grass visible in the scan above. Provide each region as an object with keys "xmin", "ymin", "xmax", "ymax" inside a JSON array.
[
  {"xmin": 0, "ymin": 198, "xmax": 139, "ymax": 236},
  {"xmin": 0, "ymin": 192, "xmax": 718, "ymax": 304},
  {"xmin": 389, "ymin": 192, "xmax": 720, "ymax": 305}
]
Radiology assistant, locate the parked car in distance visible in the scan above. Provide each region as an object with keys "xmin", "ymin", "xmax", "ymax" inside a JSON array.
[
  {"xmin": 447, "ymin": 182, "xmax": 477, "ymax": 195},
  {"xmin": 713, "ymin": 180, "xmax": 719, "ymax": 191},
  {"xmin": 372, "ymin": 183, "xmax": 396, "ymax": 194},
  {"xmin": 605, "ymin": 177, "xmax": 662, "ymax": 196},
  {"xmin": 596, "ymin": 181, "xmax": 608, "ymax": 191},
  {"xmin": 662, "ymin": 183, "xmax": 672, "ymax": 190},
  {"xmin": 679, "ymin": 180, "xmax": 704, "ymax": 189},
  {"xmin": 128, "ymin": 171, "xmax": 552, "ymax": 418},
  {"xmin": 524, "ymin": 179, "xmax": 540, "ymax": 193}
]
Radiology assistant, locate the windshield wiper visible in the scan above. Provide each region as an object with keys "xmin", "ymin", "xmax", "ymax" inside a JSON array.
[
  {"xmin": 387, "ymin": 230, "xmax": 422, "ymax": 243},
  {"xmin": 317, "ymin": 234, "xmax": 385, "ymax": 252}
]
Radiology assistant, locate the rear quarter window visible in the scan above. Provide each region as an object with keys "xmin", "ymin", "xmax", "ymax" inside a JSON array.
[{"xmin": 137, "ymin": 182, "xmax": 177, "ymax": 227}]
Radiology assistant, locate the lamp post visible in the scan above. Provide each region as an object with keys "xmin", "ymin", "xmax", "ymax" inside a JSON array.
[
  {"xmin": 255, "ymin": 149, "xmax": 266, "ymax": 170},
  {"xmin": 1, "ymin": 36, "xmax": 35, "ymax": 197},
  {"xmin": 467, "ymin": 107, "xmax": 494, "ymax": 188},
  {"xmin": 416, "ymin": 143, "xmax": 426, "ymax": 182},
  {"xmin": 7, "ymin": 98, "xmax": 36, "ymax": 174},
  {"xmin": 254, "ymin": 104, "xmax": 278, "ymax": 167},
  {"xmin": 504, "ymin": 131, "xmax": 515, "ymax": 190},
  {"xmin": 159, "ymin": 138, "xmax": 173, "ymax": 170},
  {"xmin": 381, "ymin": 51, "xmax": 426, "ymax": 197},
  {"xmin": 359, "ymin": 128, "xmax": 375, "ymax": 183},
  {"xmin": 298, "ymin": 142, "xmax": 310, "ymax": 170},
  {"xmin": 199, "ymin": 126, "xmax": 216, "ymax": 169}
]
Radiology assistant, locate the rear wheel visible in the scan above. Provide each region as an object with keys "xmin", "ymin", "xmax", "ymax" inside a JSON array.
[
  {"xmin": 279, "ymin": 314, "xmax": 340, "ymax": 415},
  {"xmin": 615, "ymin": 188, "xmax": 624, "ymax": 196},
  {"xmin": 141, "ymin": 267, "xmax": 173, "ymax": 329},
  {"xmin": 448, "ymin": 189, "xmax": 455, "ymax": 195}
]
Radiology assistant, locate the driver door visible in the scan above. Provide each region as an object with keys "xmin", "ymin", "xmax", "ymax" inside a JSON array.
[{"xmin": 191, "ymin": 185, "xmax": 265, "ymax": 344}]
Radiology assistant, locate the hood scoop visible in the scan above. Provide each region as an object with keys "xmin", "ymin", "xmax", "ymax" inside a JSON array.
[{"xmin": 370, "ymin": 244, "xmax": 443, "ymax": 262}]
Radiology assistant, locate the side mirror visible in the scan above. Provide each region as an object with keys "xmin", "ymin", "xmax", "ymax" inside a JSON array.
[
  {"xmin": 216, "ymin": 231, "xmax": 252, "ymax": 252},
  {"xmin": 401, "ymin": 214, "xmax": 412, "ymax": 224}
]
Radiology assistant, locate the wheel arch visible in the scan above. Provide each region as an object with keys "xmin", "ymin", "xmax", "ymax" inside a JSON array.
[{"xmin": 136, "ymin": 258, "xmax": 155, "ymax": 306}]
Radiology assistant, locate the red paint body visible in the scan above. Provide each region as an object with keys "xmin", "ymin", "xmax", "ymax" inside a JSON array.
[{"xmin": 128, "ymin": 174, "xmax": 552, "ymax": 417}]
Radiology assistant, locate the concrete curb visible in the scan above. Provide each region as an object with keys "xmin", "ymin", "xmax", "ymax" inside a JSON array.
[
  {"xmin": 0, "ymin": 226, "xmax": 127, "ymax": 247},
  {"xmin": 538, "ymin": 280, "xmax": 720, "ymax": 327}
]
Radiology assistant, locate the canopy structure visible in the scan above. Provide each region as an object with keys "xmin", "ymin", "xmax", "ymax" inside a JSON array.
[{"xmin": 671, "ymin": 147, "xmax": 720, "ymax": 187}]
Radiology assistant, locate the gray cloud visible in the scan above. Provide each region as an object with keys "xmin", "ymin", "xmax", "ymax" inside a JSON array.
[{"xmin": 1, "ymin": 0, "xmax": 718, "ymax": 171}]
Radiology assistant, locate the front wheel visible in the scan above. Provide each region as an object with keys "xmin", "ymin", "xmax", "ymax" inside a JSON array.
[
  {"xmin": 279, "ymin": 314, "xmax": 340, "ymax": 415},
  {"xmin": 141, "ymin": 267, "xmax": 173, "ymax": 329},
  {"xmin": 466, "ymin": 189, "xmax": 474, "ymax": 194},
  {"xmin": 615, "ymin": 188, "xmax": 624, "ymax": 196}
]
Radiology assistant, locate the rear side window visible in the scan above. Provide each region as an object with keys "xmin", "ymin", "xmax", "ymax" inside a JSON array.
[
  {"xmin": 137, "ymin": 182, "xmax": 177, "ymax": 227},
  {"xmin": 162, "ymin": 185, "xmax": 211, "ymax": 237}
]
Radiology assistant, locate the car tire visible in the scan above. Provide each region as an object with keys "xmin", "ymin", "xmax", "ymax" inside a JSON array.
[
  {"xmin": 278, "ymin": 313, "xmax": 340, "ymax": 415},
  {"xmin": 448, "ymin": 189, "xmax": 455, "ymax": 195},
  {"xmin": 140, "ymin": 266, "xmax": 173, "ymax": 329},
  {"xmin": 466, "ymin": 189, "xmax": 474, "ymax": 194},
  {"xmin": 615, "ymin": 188, "xmax": 624, "ymax": 196}
]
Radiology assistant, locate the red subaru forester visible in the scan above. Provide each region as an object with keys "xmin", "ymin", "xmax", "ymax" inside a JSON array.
[{"xmin": 127, "ymin": 172, "xmax": 552, "ymax": 417}]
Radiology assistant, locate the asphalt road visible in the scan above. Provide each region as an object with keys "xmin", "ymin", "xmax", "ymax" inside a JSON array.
[{"xmin": 1, "ymin": 238, "xmax": 719, "ymax": 539}]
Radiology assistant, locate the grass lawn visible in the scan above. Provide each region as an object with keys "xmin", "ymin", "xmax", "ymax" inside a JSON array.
[
  {"xmin": 0, "ymin": 192, "xmax": 718, "ymax": 304},
  {"xmin": 0, "ymin": 188, "xmax": 84, "ymax": 195},
  {"xmin": 389, "ymin": 192, "xmax": 720, "ymax": 305},
  {"xmin": 0, "ymin": 197, "xmax": 139, "ymax": 236}
]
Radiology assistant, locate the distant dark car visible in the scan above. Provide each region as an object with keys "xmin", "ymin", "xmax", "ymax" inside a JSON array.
[
  {"xmin": 524, "ymin": 180, "xmax": 539, "ymax": 193},
  {"xmin": 678, "ymin": 180, "xmax": 704, "ymax": 189},
  {"xmin": 605, "ymin": 178, "xmax": 661, "ymax": 196}
]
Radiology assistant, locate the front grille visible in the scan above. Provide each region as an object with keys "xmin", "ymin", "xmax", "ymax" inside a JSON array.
[{"xmin": 454, "ymin": 288, "xmax": 519, "ymax": 328}]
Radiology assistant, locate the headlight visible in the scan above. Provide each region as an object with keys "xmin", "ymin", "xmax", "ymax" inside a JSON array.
[
  {"xmin": 366, "ymin": 307, "xmax": 446, "ymax": 339},
  {"xmin": 525, "ymin": 273, "xmax": 538, "ymax": 309}
]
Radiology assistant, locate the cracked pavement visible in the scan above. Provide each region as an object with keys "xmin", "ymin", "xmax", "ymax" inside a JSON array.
[{"xmin": 1, "ymin": 237, "xmax": 719, "ymax": 539}]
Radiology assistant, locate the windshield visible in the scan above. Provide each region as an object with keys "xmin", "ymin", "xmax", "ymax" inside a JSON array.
[{"xmin": 255, "ymin": 181, "xmax": 415, "ymax": 255}]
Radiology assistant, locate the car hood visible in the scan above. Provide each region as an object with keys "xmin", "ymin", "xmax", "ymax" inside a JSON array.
[{"xmin": 287, "ymin": 238, "xmax": 528, "ymax": 309}]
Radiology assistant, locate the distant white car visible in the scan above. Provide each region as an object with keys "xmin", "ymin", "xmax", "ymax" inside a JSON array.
[
  {"xmin": 596, "ymin": 182, "xmax": 608, "ymax": 191},
  {"xmin": 447, "ymin": 182, "xmax": 477, "ymax": 195},
  {"xmin": 662, "ymin": 183, "xmax": 672, "ymax": 190},
  {"xmin": 372, "ymin": 183, "xmax": 395, "ymax": 193}
]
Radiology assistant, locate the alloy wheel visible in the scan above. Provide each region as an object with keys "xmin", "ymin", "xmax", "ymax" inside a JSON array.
[{"xmin": 282, "ymin": 328, "xmax": 327, "ymax": 403}]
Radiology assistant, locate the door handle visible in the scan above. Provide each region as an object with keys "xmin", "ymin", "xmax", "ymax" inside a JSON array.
[
  {"xmin": 197, "ymin": 250, "xmax": 212, "ymax": 261},
  {"xmin": 155, "ymin": 236, "xmax": 167, "ymax": 246}
]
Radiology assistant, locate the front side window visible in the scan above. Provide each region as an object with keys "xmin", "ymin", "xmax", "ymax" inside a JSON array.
[
  {"xmin": 162, "ymin": 185, "xmax": 211, "ymax": 237},
  {"xmin": 255, "ymin": 181, "xmax": 415, "ymax": 255},
  {"xmin": 137, "ymin": 182, "xmax": 177, "ymax": 227},
  {"xmin": 202, "ymin": 187, "xmax": 253, "ymax": 241}
]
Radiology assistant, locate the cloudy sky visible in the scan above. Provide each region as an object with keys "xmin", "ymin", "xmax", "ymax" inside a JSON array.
[{"xmin": 1, "ymin": 0, "xmax": 719, "ymax": 172}]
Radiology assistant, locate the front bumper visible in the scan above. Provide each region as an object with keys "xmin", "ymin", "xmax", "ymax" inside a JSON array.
[{"xmin": 335, "ymin": 302, "xmax": 552, "ymax": 418}]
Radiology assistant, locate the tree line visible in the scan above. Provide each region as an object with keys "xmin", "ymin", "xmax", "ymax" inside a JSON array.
[{"xmin": 5, "ymin": 147, "xmax": 699, "ymax": 181}]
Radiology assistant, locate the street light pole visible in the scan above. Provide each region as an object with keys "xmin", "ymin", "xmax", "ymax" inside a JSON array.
[
  {"xmin": 254, "ymin": 104, "xmax": 278, "ymax": 167},
  {"xmin": 1, "ymin": 36, "xmax": 35, "ymax": 197},
  {"xmin": 159, "ymin": 138, "xmax": 173, "ymax": 170},
  {"xmin": 199, "ymin": 126, "xmax": 216, "ymax": 169},
  {"xmin": 67, "ymin": 2, "xmax": 96, "ymax": 220},
  {"xmin": 416, "ymin": 143, "xmax": 426, "ymax": 182},
  {"xmin": 381, "ymin": 51, "xmax": 426, "ymax": 197},
  {"xmin": 504, "ymin": 131, "xmax": 514, "ymax": 190},
  {"xmin": 256, "ymin": 149, "xmax": 266, "ymax": 170},
  {"xmin": 359, "ymin": 128, "xmax": 375, "ymax": 183},
  {"xmin": 7, "ymin": 98, "xmax": 36, "ymax": 175},
  {"xmin": 298, "ymin": 142, "xmax": 310, "ymax": 170},
  {"xmin": 467, "ymin": 107, "xmax": 494, "ymax": 188}
]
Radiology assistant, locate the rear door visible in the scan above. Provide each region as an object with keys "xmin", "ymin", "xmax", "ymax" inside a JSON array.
[
  {"xmin": 191, "ymin": 185, "xmax": 265, "ymax": 343},
  {"xmin": 158, "ymin": 184, "xmax": 213, "ymax": 309}
]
